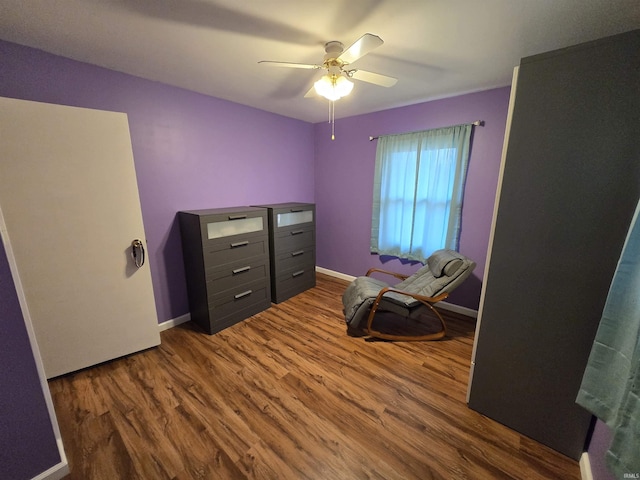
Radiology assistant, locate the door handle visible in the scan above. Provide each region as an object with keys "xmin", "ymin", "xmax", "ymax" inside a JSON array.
[{"xmin": 131, "ymin": 239, "xmax": 145, "ymax": 268}]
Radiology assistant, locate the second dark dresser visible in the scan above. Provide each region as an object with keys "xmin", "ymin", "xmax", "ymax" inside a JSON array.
[{"xmin": 256, "ymin": 203, "xmax": 316, "ymax": 303}]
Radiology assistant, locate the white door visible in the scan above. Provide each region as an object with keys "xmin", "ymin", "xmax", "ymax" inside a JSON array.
[{"xmin": 0, "ymin": 97, "xmax": 160, "ymax": 378}]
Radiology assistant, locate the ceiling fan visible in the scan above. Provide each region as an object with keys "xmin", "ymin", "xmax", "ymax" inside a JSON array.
[
  {"xmin": 259, "ymin": 33, "xmax": 397, "ymax": 101},
  {"xmin": 259, "ymin": 33, "xmax": 397, "ymax": 139}
]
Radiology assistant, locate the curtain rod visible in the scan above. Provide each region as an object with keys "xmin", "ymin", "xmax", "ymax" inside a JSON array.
[{"xmin": 368, "ymin": 120, "xmax": 484, "ymax": 141}]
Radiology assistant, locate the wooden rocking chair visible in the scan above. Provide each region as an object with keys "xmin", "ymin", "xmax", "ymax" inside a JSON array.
[{"xmin": 342, "ymin": 249, "xmax": 476, "ymax": 341}]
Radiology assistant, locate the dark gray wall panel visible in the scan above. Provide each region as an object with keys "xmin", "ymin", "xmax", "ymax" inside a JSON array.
[{"xmin": 468, "ymin": 30, "xmax": 640, "ymax": 459}]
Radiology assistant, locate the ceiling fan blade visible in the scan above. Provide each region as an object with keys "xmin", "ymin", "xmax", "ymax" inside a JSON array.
[
  {"xmin": 258, "ymin": 61, "xmax": 320, "ymax": 70},
  {"xmin": 350, "ymin": 69, "xmax": 398, "ymax": 87},
  {"xmin": 338, "ymin": 33, "xmax": 384, "ymax": 64}
]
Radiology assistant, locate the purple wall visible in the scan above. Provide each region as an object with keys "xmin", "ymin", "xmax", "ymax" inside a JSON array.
[
  {"xmin": 314, "ymin": 88, "xmax": 511, "ymax": 310},
  {"xmin": 0, "ymin": 240, "xmax": 62, "ymax": 479},
  {"xmin": 0, "ymin": 39, "xmax": 315, "ymax": 324}
]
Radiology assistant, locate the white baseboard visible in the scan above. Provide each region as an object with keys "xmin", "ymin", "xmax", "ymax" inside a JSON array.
[
  {"xmin": 316, "ymin": 266, "xmax": 356, "ymax": 282},
  {"xmin": 158, "ymin": 313, "xmax": 190, "ymax": 332},
  {"xmin": 438, "ymin": 301, "xmax": 478, "ymax": 319},
  {"xmin": 580, "ymin": 452, "xmax": 593, "ymax": 480},
  {"xmin": 316, "ymin": 266, "xmax": 478, "ymax": 319}
]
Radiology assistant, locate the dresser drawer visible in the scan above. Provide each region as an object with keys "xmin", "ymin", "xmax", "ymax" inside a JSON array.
[
  {"xmin": 199, "ymin": 209, "xmax": 267, "ymax": 241},
  {"xmin": 273, "ymin": 226, "xmax": 315, "ymax": 254},
  {"xmin": 208, "ymin": 277, "xmax": 271, "ymax": 311},
  {"xmin": 206, "ymin": 281, "xmax": 271, "ymax": 335},
  {"xmin": 273, "ymin": 247, "xmax": 315, "ymax": 276},
  {"xmin": 206, "ymin": 257, "xmax": 269, "ymax": 295},
  {"xmin": 273, "ymin": 267, "xmax": 316, "ymax": 303},
  {"xmin": 203, "ymin": 234, "xmax": 269, "ymax": 267},
  {"xmin": 273, "ymin": 207, "xmax": 314, "ymax": 230}
]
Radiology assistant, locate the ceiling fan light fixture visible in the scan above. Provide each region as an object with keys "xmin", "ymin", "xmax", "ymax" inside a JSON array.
[{"xmin": 314, "ymin": 74, "xmax": 353, "ymax": 101}]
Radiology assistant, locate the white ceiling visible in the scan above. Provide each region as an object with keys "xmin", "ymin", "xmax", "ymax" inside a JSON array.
[{"xmin": 1, "ymin": 0, "xmax": 639, "ymax": 123}]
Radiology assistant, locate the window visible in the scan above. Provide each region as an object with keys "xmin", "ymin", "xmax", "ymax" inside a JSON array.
[{"xmin": 370, "ymin": 124, "xmax": 472, "ymax": 262}]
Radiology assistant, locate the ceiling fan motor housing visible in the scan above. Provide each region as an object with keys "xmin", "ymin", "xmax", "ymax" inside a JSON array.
[
  {"xmin": 323, "ymin": 41, "xmax": 347, "ymax": 76},
  {"xmin": 324, "ymin": 41, "xmax": 344, "ymax": 59}
]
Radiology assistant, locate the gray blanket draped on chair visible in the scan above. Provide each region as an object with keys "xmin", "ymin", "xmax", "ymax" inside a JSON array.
[{"xmin": 576, "ymin": 199, "xmax": 640, "ymax": 475}]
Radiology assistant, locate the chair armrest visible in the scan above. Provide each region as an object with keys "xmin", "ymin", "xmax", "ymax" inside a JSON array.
[{"xmin": 365, "ymin": 268, "xmax": 410, "ymax": 281}]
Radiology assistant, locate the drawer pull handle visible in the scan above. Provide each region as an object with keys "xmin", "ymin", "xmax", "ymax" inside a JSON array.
[
  {"xmin": 232, "ymin": 266, "xmax": 251, "ymax": 275},
  {"xmin": 228, "ymin": 214, "xmax": 247, "ymax": 220},
  {"xmin": 291, "ymin": 250, "xmax": 304, "ymax": 257},
  {"xmin": 230, "ymin": 241, "xmax": 249, "ymax": 248},
  {"xmin": 290, "ymin": 209, "xmax": 303, "ymax": 212},
  {"xmin": 291, "ymin": 230, "xmax": 304, "ymax": 235},
  {"xmin": 234, "ymin": 290, "xmax": 253, "ymax": 299},
  {"xmin": 292, "ymin": 270, "xmax": 305, "ymax": 278}
]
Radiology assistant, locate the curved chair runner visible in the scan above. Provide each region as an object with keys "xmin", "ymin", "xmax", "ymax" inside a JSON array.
[{"xmin": 342, "ymin": 249, "xmax": 476, "ymax": 341}]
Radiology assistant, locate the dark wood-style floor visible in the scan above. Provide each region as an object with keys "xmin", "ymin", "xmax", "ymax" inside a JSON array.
[{"xmin": 50, "ymin": 273, "xmax": 581, "ymax": 479}]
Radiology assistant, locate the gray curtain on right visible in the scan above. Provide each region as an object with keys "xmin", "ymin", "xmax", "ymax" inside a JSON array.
[{"xmin": 576, "ymin": 198, "xmax": 640, "ymax": 476}]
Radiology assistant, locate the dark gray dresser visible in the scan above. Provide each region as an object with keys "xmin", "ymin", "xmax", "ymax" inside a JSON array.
[
  {"xmin": 178, "ymin": 207, "xmax": 271, "ymax": 334},
  {"xmin": 257, "ymin": 203, "xmax": 316, "ymax": 303}
]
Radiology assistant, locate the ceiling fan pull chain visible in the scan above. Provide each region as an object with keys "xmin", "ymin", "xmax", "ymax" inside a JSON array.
[{"xmin": 331, "ymin": 100, "xmax": 336, "ymax": 140}]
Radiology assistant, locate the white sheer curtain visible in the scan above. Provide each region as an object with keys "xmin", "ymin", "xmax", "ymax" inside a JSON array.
[{"xmin": 370, "ymin": 124, "xmax": 472, "ymax": 262}]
